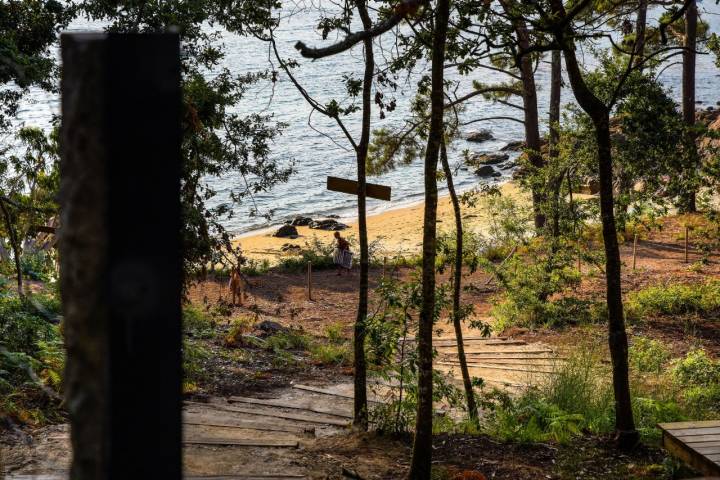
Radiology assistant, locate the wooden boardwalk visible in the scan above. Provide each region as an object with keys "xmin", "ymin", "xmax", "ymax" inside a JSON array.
[{"xmin": 659, "ymin": 420, "xmax": 720, "ymax": 476}]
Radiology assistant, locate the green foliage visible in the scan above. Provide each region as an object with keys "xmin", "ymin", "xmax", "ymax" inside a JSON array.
[
  {"xmin": 671, "ymin": 349, "xmax": 720, "ymax": 418},
  {"xmin": 309, "ymin": 343, "xmax": 351, "ymax": 366},
  {"xmin": 80, "ymin": 1, "xmax": 292, "ymax": 282},
  {"xmin": 629, "ymin": 337, "xmax": 671, "ymax": 374},
  {"xmin": 264, "ymin": 329, "xmax": 310, "ymax": 353},
  {"xmin": 0, "ymin": 290, "xmax": 64, "ymax": 425},
  {"xmin": 277, "ymin": 236, "xmax": 337, "ymax": 272},
  {"xmin": 625, "ymin": 280, "xmax": 720, "ymax": 321},
  {"xmin": 183, "ymin": 305, "xmax": 219, "ymax": 340},
  {"xmin": 486, "ymin": 389, "xmax": 585, "ymax": 444},
  {"xmin": 0, "ymin": 0, "xmax": 72, "ymax": 129},
  {"xmin": 182, "ymin": 338, "xmax": 212, "ymax": 385},
  {"xmin": 488, "ymin": 240, "xmax": 588, "ymax": 331}
]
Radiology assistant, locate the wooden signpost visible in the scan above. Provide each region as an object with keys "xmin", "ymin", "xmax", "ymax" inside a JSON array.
[
  {"xmin": 60, "ymin": 33, "xmax": 182, "ymax": 479},
  {"xmin": 326, "ymin": 176, "xmax": 392, "ymax": 201}
]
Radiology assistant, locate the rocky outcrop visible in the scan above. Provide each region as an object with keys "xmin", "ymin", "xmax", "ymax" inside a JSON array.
[
  {"xmin": 288, "ymin": 216, "xmax": 312, "ymax": 226},
  {"xmin": 466, "ymin": 129, "xmax": 493, "ymax": 143},
  {"xmin": 475, "ymin": 165, "xmax": 502, "ymax": 177},
  {"xmin": 500, "ymin": 140, "xmax": 525, "ymax": 151},
  {"xmin": 273, "ymin": 224, "xmax": 299, "ymax": 238},
  {"xmin": 309, "ymin": 219, "xmax": 348, "ymax": 231},
  {"xmin": 469, "ymin": 152, "xmax": 509, "ymax": 166}
]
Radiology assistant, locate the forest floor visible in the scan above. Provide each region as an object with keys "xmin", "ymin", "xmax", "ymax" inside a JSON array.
[{"xmin": 2, "ymin": 215, "xmax": 719, "ymax": 479}]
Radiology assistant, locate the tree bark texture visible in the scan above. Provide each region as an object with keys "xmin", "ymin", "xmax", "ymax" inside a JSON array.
[
  {"xmin": 681, "ymin": 0, "xmax": 698, "ymax": 213},
  {"xmin": 561, "ymin": 43, "xmax": 639, "ymax": 449},
  {"xmin": 440, "ymin": 141, "xmax": 477, "ymax": 421},
  {"xmin": 408, "ymin": 0, "xmax": 449, "ymax": 477},
  {"xmin": 353, "ymin": 0, "xmax": 373, "ymax": 430}
]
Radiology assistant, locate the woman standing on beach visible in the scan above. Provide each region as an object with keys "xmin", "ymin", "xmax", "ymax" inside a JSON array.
[{"xmin": 333, "ymin": 231, "xmax": 352, "ymax": 275}]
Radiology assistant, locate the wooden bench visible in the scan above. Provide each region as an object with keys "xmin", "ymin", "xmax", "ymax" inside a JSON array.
[{"xmin": 659, "ymin": 421, "xmax": 720, "ymax": 476}]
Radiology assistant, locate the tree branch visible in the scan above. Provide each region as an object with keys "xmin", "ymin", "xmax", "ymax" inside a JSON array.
[{"xmin": 294, "ymin": 0, "xmax": 427, "ymax": 59}]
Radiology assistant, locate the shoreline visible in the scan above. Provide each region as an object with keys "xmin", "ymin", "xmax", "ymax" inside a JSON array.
[{"xmin": 234, "ymin": 180, "xmax": 530, "ymax": 262}]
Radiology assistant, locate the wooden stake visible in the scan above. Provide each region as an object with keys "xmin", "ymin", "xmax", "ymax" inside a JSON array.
[
  {"xmin": 577, "ymin": 254, "xmax": 581, "ymax": 273},
  {"xmin": 382, "ymin": 256, "xmax": 387, "ymax": 279},
  {"xmin": 632, "ymin": 233, "xmax": 638, "ymax": 270},
  {"xmin": 306, "ymin": 261, "xmax": 312, "ymax": 300},
  {"xmin": 685, "ymin": 226, "xmax": 690, "ymax": 263}
]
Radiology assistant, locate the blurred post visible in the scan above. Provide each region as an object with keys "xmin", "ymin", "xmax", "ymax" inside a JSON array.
[
  {"xmin": 307, "ymin": 261, "xmax": 312, "ymax": 300},
  {"xmin": 59, "ymin": 33, "xmax": 182, "ymax": 479},
  {"xmin": 632, "ymin": 233, "xmax": 638, "ymax": 270}
]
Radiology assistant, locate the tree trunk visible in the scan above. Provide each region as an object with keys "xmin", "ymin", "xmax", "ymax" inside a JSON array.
[
  {"xmin": 0, "ymin": 199, "xmax": 24, "ymax": 297},
  {"xmin": 508, "ymin": 13, "xmax": 545, "ymax": 230},
  {"xmin": 353, "ymin": 0, "xmax": 373, "ymax": 430},
  {"xmin": 561, "ymin": 42, "xmax": 639, "ymax": 450},
  {"xmin": 681, "ymin": 0, "xmax": 698, "ymax": 213},
  {"xmin": 549, "ymin": 50, "xmax": 562, "ymax": 238},
  {"xmin": 408, "ymin": 0, "xmax": 449, "ymax": 477},
  {"xmin": 634, "ymin": 0, "xmax": 648, "ymax": 68},
  {"xmin": 439, "ymin": 140, "xmax": 477, "ymax": 422}
]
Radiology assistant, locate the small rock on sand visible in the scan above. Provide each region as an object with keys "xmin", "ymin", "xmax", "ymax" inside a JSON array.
[
  {"xmin": 288, "ymin": 216, "xmax": 313, "ymax": 226},
  {"xmin": 309, "ymin": 219, "xmax": 348, "ymax": 231},
  {"xmin": 273, "ymin": 224, "xmax": 299, "ymax": 238},
  {"xmin": 466, "ymin": 129, "xmax": 493, "ymax": 142}
]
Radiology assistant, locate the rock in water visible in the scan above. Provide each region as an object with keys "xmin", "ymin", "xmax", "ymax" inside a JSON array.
[
  {"xmin": 475, "ymin": 165, "xmax": 501, "ymax": 177},
  {"xmin": 466, "ymin": 129, "xmax": 493, "ymax": 142},
  {"xmin": 469, "ymin": 152, "xmax": 509, "ymax": 165},
  {"xmin": 273, "ymin": 224, "xmax": 299, "ymax": 238},
  {"xmin": 309, "ymin": 219, "xmax": 348, "ymax": 231},
  {"xmin": 500, "ymin": 140, "xmax": 525, "ymax": 151},
  {"xmin": 289, "ymin": 215, "xmax": 312, "ymax": 226}
]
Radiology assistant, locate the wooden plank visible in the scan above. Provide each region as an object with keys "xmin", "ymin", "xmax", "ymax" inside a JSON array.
[
  {"xmin": 438, "ymin": 361, "xmax": 555, "ymax": 375},
  {"xmin": 184, "ymin": 437, "xmax": 299, "ymax": 448},
  {"xmin": 428, "ymin": 340, "xmax": 528, "ymax": 347},
  {"xmin": 291, "ymin": 384, "xmax": 381, "ymax": 403},
  {"xmin": 459, "ymin": 349, "xmax": 554, "ymax": 355},
  {"xmin": 685, "ymin": 441, "xmax": 720, "ymax": 447},
  {"xmin": 327, "ymin": 176, "xmax": 391, "ymax": 201},
  {"xmin": 660, "ymin": 421, "xmax": 720, "ymax": 430},
  {"xmin": 228, "ymin": 396, "xmax": 352, "ymax": 419},
  {"xmin": 661, "ymin": 426, "xmax": 720, "ymax": 476},
  {"xmin": 183, "ymin": 420, "xmax": 313, "ymax": 435},
  {"xmin": 184, "ymin": 401, "xmax": 349, "ymax": 427},
  {"xmin": 669, "ymin": 427, "xmax": 720, "ymax": 437},
  {"xmin": 695, "ymin": 446, "xmax": 720, "ymax": 455},
  {"xmin": 679, "ymin": 435, "xmax": 720, "ymax": 443},
  {"xmin": 439, "ymin": 358, "xmax": 562, "ymax": 367}
]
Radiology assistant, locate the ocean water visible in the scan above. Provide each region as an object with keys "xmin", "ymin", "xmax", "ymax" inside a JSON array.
[{"xmin": 10, "ymin": 3, "xmax": 720, "ymax": 236}]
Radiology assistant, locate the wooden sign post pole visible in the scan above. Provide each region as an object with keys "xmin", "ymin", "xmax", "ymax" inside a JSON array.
[
  {"xmin": 632, "ymin": 233, "xmax": 638, "ymax": 271},
  {"xmin": 685, "ymin": 226, "xmax": 690, "ymax": 263},
  {"xmin": 307, "ymin": 261, "xmax": 312, "ymax": 301},
  {"xmin": 60, "ymin": 33, "xmax": 182, "ymax": 479}
]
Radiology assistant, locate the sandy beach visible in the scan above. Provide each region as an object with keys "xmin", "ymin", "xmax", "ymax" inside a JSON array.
[{"xmin": 235, "ymin": 181, "xmax": 530, "ymax": 262}]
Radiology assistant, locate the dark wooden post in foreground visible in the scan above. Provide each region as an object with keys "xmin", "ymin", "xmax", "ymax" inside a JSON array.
[{"xmin": 59, "ymin": 33, "xmax": 182, "ymax": 479}]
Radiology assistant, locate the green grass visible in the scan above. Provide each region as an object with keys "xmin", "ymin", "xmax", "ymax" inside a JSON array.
[
  {"xmin": 626, "ymin": 280, "xmax": 720, "ymax": 321},
  {"xmin": 310, "ymin": 343, "xmax": 351, "ymax": 366}
]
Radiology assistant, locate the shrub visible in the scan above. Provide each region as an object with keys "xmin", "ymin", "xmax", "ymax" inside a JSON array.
[
  {"xmin": 671, "ymin": 349, "xmax": 720, "ymax": 418},
  {"xmin": 278, "ymin": 236, "xmax": 337, "ymax": 272},
  {"xmin": 324, "ymin": 322, "xmax": 345, "ymax": 345},
  {"xmin": 223, "ymin": 315, "xmax": 254, "ymax": 347},
  {"xmin": 629, "ymin": 337, "xmax": 671, "ymax": 374},
  {"xmin": 626, "ymin": 280, "xmax": 720, "ymax": 320},
  {"xmin": 182, "ymin": 305, "xmax": 217, "ymax": 339},
  {"xmin": 264, "ymin": 329, "xmax": 310, "ymax": 352},
  {"xmin": 0, "ymin": 292, "xmax": 64, "ymax": 425},
  {"xmin": 310, "ymin": 343, "xmax": 351, "ymax": 366}
]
